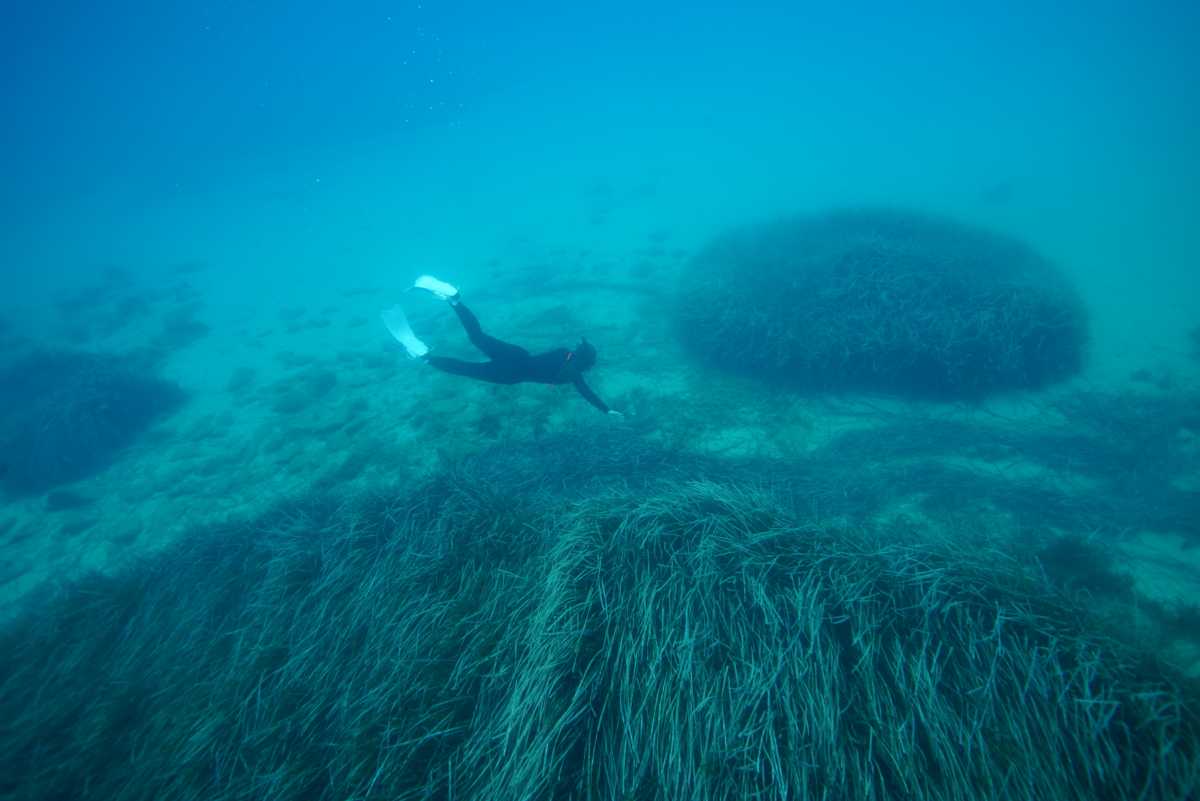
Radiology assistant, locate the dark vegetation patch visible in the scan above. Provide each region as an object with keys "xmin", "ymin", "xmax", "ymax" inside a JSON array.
[
  {"xmin": 111, "ymin": 526, "xmax": 141, "ymax": 546},
  {"xmin": 0, "ymin": 350, "xmax": 186, "ymax": 497},
  {"xmin": 53, "ymin": 271, "xmax": 207, "ymax": 353},
  {"xmin": 678, "ymin": 208, "xmax": 1088, "ymax": 399},
  {"xmin": 4, "ymin": 527, "xmax": 33, "ymax": 548},
  {"xmin": 226, "ymin": 366, "xmax": 257, "ymax": 394},
  {"xmin": 1130, "ymin": 366, "xmax": 1178, "ymax": 392},
  {"xmin": 800, "ymin": 388, "xmax": 1200, "ymax": 544},
  {"xmin": 153, "ymin": 306, "xmax": 211, "ymax": 352},
  {"xmin": 78, "ymin": 291, "xmax": 155, "ymax": 340},
  {"xmin": 335, "ymin": 349, "xmax": 360, "ymax": 365},
  {"xmin": 1162, "ymin": 603, "xmax": 1200, "ymax": 640},
  {"xmin": 334, "ymin": 348, "xmax": 392, "ymax": 371},
  {"xmin": 475, "ymin": 410, "xmax": 503, "ymax": 439},
  {"xmin": 114, "ymin": 294, "xmax": 153, "ymax": 323},
  {"xmin": 1036, "ymin": 533, "xmax": 1135, "ymax": 596},
  {"xmin": 0, "ymin": 450, "xmax": 1195, "ymax": 801},
  {"xmin": 271, "ymin": 392, "xmax": 308, "ymax": 415},
  {"xmin": 362, "ymin": 350, "xmax": 396, "ymax": 371},
  {"xmin": 274, "ymin": 350, "xmax": 314, "ymax": 369},
  {"xmin": 310, "ymin": 447, "xmax": 375, "ymax": 494},
  {"xmin": 297, "ymin": 367, "xmax": 338, "ymax": 400},
  {"xmin": 45, "ymin": 272, "xmax": 214, "ymax": 376},
  {"xmin": 270, "ymin": 367, "xmax": 338, "ymax": 415},
  {"xmin": 279, "ymin": 306, "xmax": 306, "ymax": 323},
  {"xmin": 55, "ymin": 281, "xmax": 118, "ymax": 319},
  {"xmin": 59, "ymin": 517, "xmax": 99, "ymax": 538},
  {"xmin": 277, "ymin": 305, "xmax": 335, "ymax": 334},
  {"xmin": 44, "ymin": 489, "xmax": 96, "ymax": 512}
]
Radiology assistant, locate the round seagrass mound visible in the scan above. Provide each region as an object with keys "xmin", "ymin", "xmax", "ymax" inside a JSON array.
[
  {"xmin": 0, "ymin": 350, "xmax": 186, "ymax": 496},
  {"xmin": 678, "ymin": 209, "xmax": 1089, "ymax": 399}
]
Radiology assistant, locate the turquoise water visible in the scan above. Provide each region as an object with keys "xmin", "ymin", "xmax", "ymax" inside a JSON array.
[
  {"xmin": 2, "ymin": 3, "xmax": 1199, "ymax": 799},
  {"xmin": 4, "ymin": 2, "xmax": 1198, "ymax": 373}
]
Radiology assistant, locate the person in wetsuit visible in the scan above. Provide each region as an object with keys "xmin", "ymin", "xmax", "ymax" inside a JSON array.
[{"xmin": 382, "ymin": 274, "xmax": 621, "ymax": 417}]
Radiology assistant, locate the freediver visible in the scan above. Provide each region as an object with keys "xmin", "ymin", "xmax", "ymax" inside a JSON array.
[{"xmin": 383, "ymin": 275, "xmax": 622, "ymax": 417}]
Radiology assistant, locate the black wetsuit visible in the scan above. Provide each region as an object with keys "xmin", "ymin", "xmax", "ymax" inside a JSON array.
[{"xmin": 426, "ymin": 302, "xmax": 610, "ymax": 413}]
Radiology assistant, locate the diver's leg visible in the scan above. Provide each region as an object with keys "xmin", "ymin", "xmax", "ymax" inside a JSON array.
[
  {"xmin": 450, "ymin": 302, "xmax": 529, "ymax": 363},
  {"xmin": 411, "ymin": 274, "xmax": 529, "ymax": 364},
  {"xmin": 426, "ymin": 357, "xmax": 518, "ymax": 384}
]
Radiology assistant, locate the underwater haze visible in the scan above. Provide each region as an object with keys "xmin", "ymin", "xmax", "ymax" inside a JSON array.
[
  {"xmin": 2, "ymin": 2, "xmax": 1200, "ymax": 800},
  {"xmin": 3, "ymin": 1, "xmax": 1198, "ymax": 373}
]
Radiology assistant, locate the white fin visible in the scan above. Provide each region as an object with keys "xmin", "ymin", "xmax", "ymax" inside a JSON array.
[
  {"xmin": 413, "ymin": 274, "xmax": 459, "ymax": 301},
  {"xmin": 381, "ymin": 305, "xmax": 429, "ymax": 359}
]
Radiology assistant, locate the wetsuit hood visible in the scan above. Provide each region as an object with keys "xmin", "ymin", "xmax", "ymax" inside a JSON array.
[{"xmin": 569, "ymin": 338, "xmax": 597, "ymax": 372}]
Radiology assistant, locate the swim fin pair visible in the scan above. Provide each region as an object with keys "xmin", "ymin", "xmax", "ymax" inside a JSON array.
[{"xmin": 381, "ymin": 275, "xmax": 459, "ymax": 359}]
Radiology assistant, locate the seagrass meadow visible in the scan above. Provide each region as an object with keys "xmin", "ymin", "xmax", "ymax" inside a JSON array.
[
  {"xmin": 2, "ymin": 422, "xmax": 1198, "ymax": 801},
  {"xmin": 3, "ymin": 3, "xmax": 1200, "ymax": 800}
]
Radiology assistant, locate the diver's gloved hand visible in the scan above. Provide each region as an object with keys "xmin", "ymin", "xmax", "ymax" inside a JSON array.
[{"xmin": 607, "ymin": 409, "xmax": 625, "ymax": 420}]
